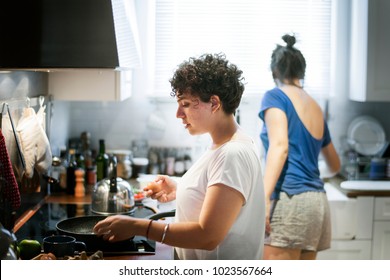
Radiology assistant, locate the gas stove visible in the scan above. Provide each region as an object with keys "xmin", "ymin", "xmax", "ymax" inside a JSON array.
[{"xmin": 14, "ymin": 202, "xmax": 156, "ymax": 255}]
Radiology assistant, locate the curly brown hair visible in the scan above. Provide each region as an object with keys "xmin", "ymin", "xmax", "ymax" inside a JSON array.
[{"xmin": 169, "ymin": 53, "xmax": 245, "ymax": 115}]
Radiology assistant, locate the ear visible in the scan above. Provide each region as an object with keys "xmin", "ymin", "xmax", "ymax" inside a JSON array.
[{"xmin": 210, "ymin": 95, "xmax": 221, "ymax": 112}]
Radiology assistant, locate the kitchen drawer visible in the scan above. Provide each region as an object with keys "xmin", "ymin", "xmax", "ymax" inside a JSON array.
[
  {"xmin": 374, "ymin": 197, "xmax": 390, "ymax": 220},
  {"xmin": 372, "ymin": 221, "xmax": 390, "ymax": 259},
  {"xmin": 317, "ymin": 240, "xmax": 371, "ymax": 260}
]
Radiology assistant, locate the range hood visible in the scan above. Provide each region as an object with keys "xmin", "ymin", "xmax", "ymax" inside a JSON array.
[{"xmin": 0, "ymin": 0, "xmax": 141, "ymax": 70}]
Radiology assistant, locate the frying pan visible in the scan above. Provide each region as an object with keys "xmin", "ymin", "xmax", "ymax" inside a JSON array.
[
  {"xmin": 55, "ymin": 211, "xmax": 176, "ymax": 253},
  {"xmin": 56, "ymin": 215, "xmax": 135, "ymax": 253}
]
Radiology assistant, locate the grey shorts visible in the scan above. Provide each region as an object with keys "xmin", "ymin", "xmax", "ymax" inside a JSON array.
[{"xmin": 265, "ymin": 191, "xmax": 331, "ymax": 252}]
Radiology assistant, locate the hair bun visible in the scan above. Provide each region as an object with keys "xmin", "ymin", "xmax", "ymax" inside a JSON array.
[{"xmin": 282, "ymin": 34, "xmax": 296, "ymax": 48}]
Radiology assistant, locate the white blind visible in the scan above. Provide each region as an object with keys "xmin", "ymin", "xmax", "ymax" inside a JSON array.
[{"xmin": 153, "ymin": 0, "xmax": 332, "ymax": 98}]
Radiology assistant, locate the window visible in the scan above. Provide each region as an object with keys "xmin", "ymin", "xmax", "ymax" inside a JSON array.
[{"xmin": 153, "ymin": 0, "xmax": 332, "ymax": 99}]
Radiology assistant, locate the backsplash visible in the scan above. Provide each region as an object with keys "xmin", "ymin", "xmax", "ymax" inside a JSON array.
[{"xmin": 1, "ymin": 71, "xmax": 390, "ymax": 166}]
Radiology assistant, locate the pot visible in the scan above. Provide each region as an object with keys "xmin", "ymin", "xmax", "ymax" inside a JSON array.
[{"xmin": 91, "ymin": 156, "xmax": 135, "ymax": 215}]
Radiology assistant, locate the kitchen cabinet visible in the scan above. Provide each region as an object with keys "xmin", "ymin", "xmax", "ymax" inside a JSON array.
[
  {"xmin": 48, "ymin": 69, "xmax": 133, "ymax": 101},
  {"xmin": 317, "ymin": 194, "xmax": 374, "ymax": 260},
  {"xmin": 372, "ymin": 197, "xmax": 390, "ymax": 259},
  {"xmin": 318, "ymin": 240, "xmax": 371, "ymax": 260},
  {"xmin": 349, "ymin": 0, "xmax": 390, "ymax": 101},
  {"xmin": 318, "ymin": 180, "xmax": 390, "ymax": 260}
]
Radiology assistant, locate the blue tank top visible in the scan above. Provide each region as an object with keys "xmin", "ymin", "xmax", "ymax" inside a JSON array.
[{"xmin": 258, "ymin": 87, "xmax": 331, "ymax": 200}]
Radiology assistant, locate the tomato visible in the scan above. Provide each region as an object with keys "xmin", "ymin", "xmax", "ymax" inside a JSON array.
[
  {"xmin": 134, "ymin": 192, "xmax": 145, "ymax": 200},
  {"xmin": 18, "ymin": 239, "xmax": 42, "ymax": 260}
]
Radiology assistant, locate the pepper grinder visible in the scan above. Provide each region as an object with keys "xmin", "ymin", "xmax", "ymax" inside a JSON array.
[{"xmin": 74, "ymin": 169, "xmax": 85, "ymax": 197}]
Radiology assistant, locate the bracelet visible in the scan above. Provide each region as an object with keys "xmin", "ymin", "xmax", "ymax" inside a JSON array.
[
  {"xmin": 146, "ymin": 220, "xmax": 153, "ymax": 239},
  {"xmin": 160, "ymin": 224, "xmax": 169, "ymax": 244}
]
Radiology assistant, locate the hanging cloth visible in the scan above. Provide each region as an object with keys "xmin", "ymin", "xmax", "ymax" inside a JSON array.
[
  {"xmin": 0, "ymin": 129, "xmax": 21, "ymax": 210},
  {"xmin": 36, "ymin": 96, "xmax": 46, "ymax": 131},
  {"xmin": 17, "ymin": 105, "xmax": 52, "ymax": 179}
]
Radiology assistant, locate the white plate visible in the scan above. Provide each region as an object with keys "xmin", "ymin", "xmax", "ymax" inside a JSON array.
[{"xmin": 347, "ymin": 116, "xmax": 386, "ymax": 156}]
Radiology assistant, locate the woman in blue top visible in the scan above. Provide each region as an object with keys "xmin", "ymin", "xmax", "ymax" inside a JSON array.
[{"xmin": 259, "ymin": 34, "xmax": 341, "ymax": 260}]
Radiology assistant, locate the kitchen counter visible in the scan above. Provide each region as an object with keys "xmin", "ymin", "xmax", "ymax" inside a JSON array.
[
  {"xmin": 325, "ymin": 175, "xmax": 390, "ymax": 198},
  {"xmin": 13, "ymin": 193, "xmax": 174, "ymax": 260}
]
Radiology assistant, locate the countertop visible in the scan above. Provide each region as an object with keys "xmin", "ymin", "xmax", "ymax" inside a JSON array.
[
  {"xmin": 325, "ymin": 175, "xmax": 390, "ymax": 198},
  {"xmin": 13, "ymin": 193, "xmax": 174, "ymax": 260}
]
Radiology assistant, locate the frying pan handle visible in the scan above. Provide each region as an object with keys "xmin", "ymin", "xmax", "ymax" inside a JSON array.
[{"xmin": 147, "ymin": 210, "xmax": 176, "ymax": 220}]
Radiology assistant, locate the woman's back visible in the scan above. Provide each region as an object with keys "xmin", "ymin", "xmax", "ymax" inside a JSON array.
[{"xmin": 279, "ymin": 84, "xmax": 324, "ymax": 140}]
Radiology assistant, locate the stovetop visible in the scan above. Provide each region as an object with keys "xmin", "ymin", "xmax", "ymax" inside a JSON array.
[{"xmin": 15, "ymin": 202, "xmax": 156, "ymax": 255}]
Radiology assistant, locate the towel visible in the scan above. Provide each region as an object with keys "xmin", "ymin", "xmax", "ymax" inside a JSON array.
[
  {"xmin": 17, "ymin": 107, "xmax": 52, "ymax": 178},
  {"xmin": 0, "ymin": 129, "xmax": 21, "ymax": 210}
]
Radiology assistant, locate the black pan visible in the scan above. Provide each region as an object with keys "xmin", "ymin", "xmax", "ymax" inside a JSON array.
[
  {"xmin": 56, "ymin": 215, "xmax": 135, "ymax": 253},
  {"xmin": 55, "ymin": 211, "xmax": 176, "ymax": 253}
]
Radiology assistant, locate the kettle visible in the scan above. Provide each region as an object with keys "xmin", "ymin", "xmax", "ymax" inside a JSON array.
[{"xmin": 91, "ymin": 155, "xmax": 135, "ymax": 215}]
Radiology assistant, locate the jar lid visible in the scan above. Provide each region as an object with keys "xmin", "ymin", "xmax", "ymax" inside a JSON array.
[{"xmin": 133, "ymin": 157, "xmax": 149, "ymax": 166}]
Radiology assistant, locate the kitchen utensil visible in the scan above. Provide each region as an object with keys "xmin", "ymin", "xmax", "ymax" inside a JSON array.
[
  {"xmin": 55, "ymin": 208, "xmax": 175, "ymax": 253},
  {"xmin": 55, "ymin": 215, "xmax": 134, "ymax": 253},
  {"xmin": 347, "ymin": 116, "xmax": 386, "ymax": 156},
  {"xmin": 0, "ymin": 225, "xmax": 17, "ymax": 260},
  {"xmin": 91, "ymin": 156, "xmax": 135, "ymax": 215},
  {"xmin": 1, "ymin": 103, "xmax": 25, "ymax": 169}
]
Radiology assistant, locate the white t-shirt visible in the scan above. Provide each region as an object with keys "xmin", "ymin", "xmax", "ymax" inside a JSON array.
[{"xmin": 175, "ymin": 129, "xmax": 265, "ymax": 260}]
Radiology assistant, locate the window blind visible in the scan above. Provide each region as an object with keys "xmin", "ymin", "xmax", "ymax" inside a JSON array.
[{"xmin": 153, "ymin": 0, "xmax": 332, "ymax": 98}]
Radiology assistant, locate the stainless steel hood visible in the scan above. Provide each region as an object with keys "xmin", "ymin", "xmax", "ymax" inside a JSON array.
[{"xmin": 0, "ymin": 0, "xmax": 141, "ymax": 70}]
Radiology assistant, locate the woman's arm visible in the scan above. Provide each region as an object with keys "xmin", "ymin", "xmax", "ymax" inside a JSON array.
[
  {"xmin": 149, "ymin": 183, "xmax": 244, "ymax": 250},
  {"xmin": 262, "ymin": 108, "xmax": 289, "ymax": 233},
  {"xmin": 94, "ymin": 184, "xmax": 244, "ymax": 250},
  {"xmin": 263, "ymin": 108, "xmax": 289, "ymax": 199},
  {"xmin": 321, "ymin": 142, "xmax": 341, "ymax": 174}
]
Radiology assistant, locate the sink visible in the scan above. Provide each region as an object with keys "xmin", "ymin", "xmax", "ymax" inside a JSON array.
[{"xmin": 340, "ymin": 180, "xmax": 390, "ymax": 191}]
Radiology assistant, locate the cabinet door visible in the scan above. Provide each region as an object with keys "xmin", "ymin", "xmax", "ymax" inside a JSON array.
[
  {"xmin": 372, "ymin": 221, "xmax": 390, "ymax": 259},
  {"xmin": 374, "ymin": 197, "xmax": 390, "ymax": 220},
  {"xmin": 317, "ymin": 240, "xmax": 371, "ymax": 260},
  {"xmin": 48, "ymin": 69, "xmax": 132, "ymax": 101},
  {"xmin": 350, "ymin": 0, "xmax": 390, "ymax": 101}
]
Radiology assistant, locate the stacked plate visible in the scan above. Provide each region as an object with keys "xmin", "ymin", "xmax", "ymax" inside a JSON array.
[{"xmin": 347, "ymin": 116, "xmax": 387, "ymax": 156}]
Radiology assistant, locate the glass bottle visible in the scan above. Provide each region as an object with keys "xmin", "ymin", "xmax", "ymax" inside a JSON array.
[
  {"xmin": 96, "ymin": 139, "xmax": 109, "ymax": 182},
  {"xmin": 80, "ymin": 131, "xmax": 96, "ymax": 191},
  {"xmin": 66, "ymin": 148, "xmax": 77, "ymax": 195},
  {"xmin": 59, "ymin": 148, "xmax": 68, "ymax": 191},
  {"xmin": 345, "ymin": 151, "xmax": 359, "ymax": 180}
]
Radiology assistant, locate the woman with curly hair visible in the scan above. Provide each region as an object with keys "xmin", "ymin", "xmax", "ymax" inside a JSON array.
[{"xmin": 94, "ymin": 53, "xmax": 266, "ymax": 260}]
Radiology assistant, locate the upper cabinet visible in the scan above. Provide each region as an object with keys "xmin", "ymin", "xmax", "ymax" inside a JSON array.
[
  {"xmin": 349, "ymin": 0, "xmax": 390, "ymax": 101},
  {"xmin": 48, "ymin": 70, "xmax": 132, "ymax": 102}
]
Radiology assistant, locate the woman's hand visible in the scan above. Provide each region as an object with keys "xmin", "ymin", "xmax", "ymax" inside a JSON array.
[
  {"xmin": 93, "ymin": 215, "xmax": 140, "ymax": 242},
  {"xmin": 265, "ymin": 198, "xmax": 272, "ymax": 235},
  {"xmin": 143, "ymin": 175, "xmax": 177, "ymax": 203}
]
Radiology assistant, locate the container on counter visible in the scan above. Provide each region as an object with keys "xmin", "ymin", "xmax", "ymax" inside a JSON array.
[
  {"xmin": 369, "ymin": 158, "xmax": 386, "ymax": 180},
  {"xmin": 345, "ymin": 151, "xmax": 359, "ymax": 180},
  {"xmin": 387, "ymin": 159, "xmax": 390, "ymax": 178},
  {"xmin": 132, "ymin": 157, "xmax": 149, "ymax": 179},
  {"xmin": 106, "ymin": 149, "xmax": 133, "ymax": 179}
]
